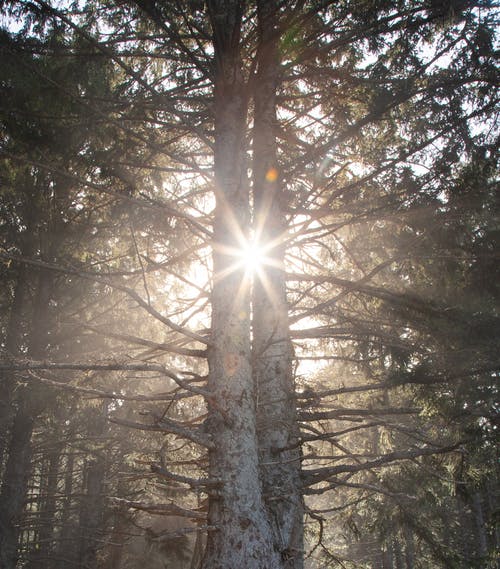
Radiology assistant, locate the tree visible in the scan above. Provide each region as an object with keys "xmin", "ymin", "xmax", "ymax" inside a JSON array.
[
  {"xmin": 0, "ymin": 19, "xmax": 131, "ymax": 567},
  {"xmin": 0, "ymin": 1, "xmax": 498, "ymax": 568},
  {"xmin": 253, "ymin": 1, "xmax": 303, "ymax": 565}
]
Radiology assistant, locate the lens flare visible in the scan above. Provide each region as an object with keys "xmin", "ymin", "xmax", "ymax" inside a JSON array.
[
  {"xmin": 265, "ymin": 167, "xmax": 278, "ymax": 182},
  {"xmin": 239, "ymin": 242, "xmax": 266, "ymax": 274}
]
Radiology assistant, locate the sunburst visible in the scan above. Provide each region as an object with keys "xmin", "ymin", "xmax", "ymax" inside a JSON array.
[{"xmin": 237, "ymin": 240, "xmax": 267, "ymax": 275}]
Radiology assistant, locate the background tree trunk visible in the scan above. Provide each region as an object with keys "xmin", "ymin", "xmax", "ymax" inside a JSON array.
[
  {"xmin": 78, "ymin": 458, "xmax": 106, "ymax": 569},
  {"xmin": 0, "ymin": 231, "xmax": 34, "ymax": 469},
  {"xmin": 0, "ymin": 265, "xmax": 54, "ymax": 569},
  {"xmin": 472, "ymin": 491, "xmax": 488, "ymax": 561},
  {"xmin": 0, "ymin": 406, "xmax": 36, "ymax": 569},
  {"xmin": 393, "ymin": 537, "xmax": 404, "ymax": 569},
  {"xmin": 56, "ymin": 450, "xmax": 76, "ymax": 569},
  {"xmin": 403, "ymin": 524, "xmax": 415, "ymax": 569},
  {"xmin": 34, "ymin": 442, "xmax": 62, "ymax": 569},
  {"xmin": 77, "ymin": 402, "xmax": 108, "ymax": 569}
]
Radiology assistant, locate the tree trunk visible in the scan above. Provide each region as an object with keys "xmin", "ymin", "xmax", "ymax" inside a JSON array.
[
  {"xmin": 485, "ymin": 480, "xmax": 499, "ymax": 557},
  {"xmin": 403, "ymin": 524, "xmax": 415, "ymax": 569},
  {"xmin": 0, "ymin": 235, "xmax": 34, "ymax": 470},
  {"xmin": 472, "ymin": 491, "xmax": 488, "ymax": 560},
  {"xmin": 0, "ymin": 405, "xmax": 36, "ymax": 569},
  {"xmin": 392, "ymin": 537, "xmax": 404, "ymax": 569},
  {"xmin": 104, "ymin": 508, "xmax": 128, "ymax": 569},
  {"xmin": 201, "ymin": 2, "xmax": 281, "ymax": 567},
  {"xmin": 56, "ymin": 450, "xmax": 76, "ymax": 569},
  {"xmin": 78, "ymin": 458, "xmax": 106, "ymax": 569},
  {"xmin": 0, "ymin": 265, "xmax": 54, "ymax": 569},
  {"xmin": 252, "ymin": 1, "xmax": 303, "ymax": 567},
  {"xmin": 35, "ymin": 443, "xmax": 62, "ymax": 569},
  {"xmin": 78, "ymin": 403, "xmax": 108, "ymax": 569},
  {"xmin": 457, "ymin": 494, "xmax": 473, "ymax": 564},
  {"xmin": 381, "ymin": 545, "xmax": 392, "ymax": 569},
  {"xmin": 190, "ymin": 529, "xmax": 204, "ymax": 569}
]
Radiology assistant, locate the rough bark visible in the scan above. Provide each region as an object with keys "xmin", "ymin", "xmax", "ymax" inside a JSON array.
[
  {"xmin": 201, "ymin": 2, "xmax": 281, "ymax": 567},
  {"xmin": 252, "ymin": 1, "xmax": 303, "ymax": 567}
]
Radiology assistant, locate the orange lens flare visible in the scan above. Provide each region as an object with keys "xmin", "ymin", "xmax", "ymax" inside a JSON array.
[{"xmin": 265, "ymin": 167, "xmax": 278, "ymax": 182}]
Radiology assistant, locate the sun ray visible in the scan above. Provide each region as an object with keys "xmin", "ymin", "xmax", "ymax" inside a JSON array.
[{"xmin": 211, "ymin": 190, "xmax": 289, "ymax": 295}]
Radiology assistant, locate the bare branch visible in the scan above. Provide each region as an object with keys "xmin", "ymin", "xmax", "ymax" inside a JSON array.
[
  {"xmin": 303, "ymin": 443, "xmax": 463, "ymax": 487},
  {"xmin": 109, "ymin": 498, "xmax": 206, "ymax": 520},
  {"xmin": 108, "ymin": 417, "xmax": 213, "ymax": 449}
]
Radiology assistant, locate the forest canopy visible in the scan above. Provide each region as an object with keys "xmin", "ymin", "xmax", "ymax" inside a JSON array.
[{"xmin": 0, "ymin": 1, "xmax": 498, "ymax": 568}]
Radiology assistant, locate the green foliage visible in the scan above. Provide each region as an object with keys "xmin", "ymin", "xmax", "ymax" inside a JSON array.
[{"xmin": 0, "ymin": 0, "xmax": 498, "ymax": 567}]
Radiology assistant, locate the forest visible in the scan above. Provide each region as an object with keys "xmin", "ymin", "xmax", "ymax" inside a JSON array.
[{"xmin": 0, "ymin": 0, "xmax": 498, "ymax": 568}]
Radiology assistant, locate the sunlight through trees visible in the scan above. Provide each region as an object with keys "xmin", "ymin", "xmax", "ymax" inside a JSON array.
[{"xmin": 0, "ymin": 1, "xmax": 498, "ymax": 568}]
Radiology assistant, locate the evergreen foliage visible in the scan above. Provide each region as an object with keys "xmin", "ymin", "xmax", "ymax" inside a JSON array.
[{"xmin": 0, "ymin": 1, "xmax": 497, "ymax": 568}]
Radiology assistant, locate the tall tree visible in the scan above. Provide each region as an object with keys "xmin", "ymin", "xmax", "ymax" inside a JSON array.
[
  {"xmin": 202, "ymin": 1, "xmax": 281, "ymax": 566},
  {"xmin": 253, "ymin": 1, "xmax": 303, "ymax": 565}
]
